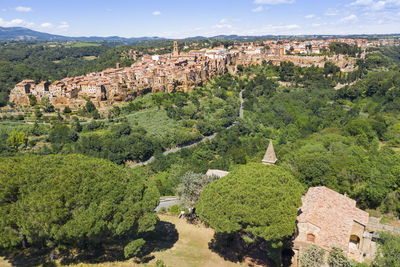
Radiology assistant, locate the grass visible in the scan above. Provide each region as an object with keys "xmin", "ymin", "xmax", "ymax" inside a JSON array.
[
  {"xmin": 149, "ymin": 215, "xmax": 242, "ymax": 267},
  {"xmin": 125, "ymin": 109, "xmax": 183, "ymax": 140},
  {"xmin": 0, "ymin": 215, "xmax": 241, "ymax": 267},
  {"xmin": 84, "ymin": 56, "xmax": 98, "ymax": 61},
  {"xmin": 0, "ymin": 121, "xmax": 33, "ymax": 134},
  {"xmin": 71, "ymin": 43, "xmax": 102, "ymax": 48}
]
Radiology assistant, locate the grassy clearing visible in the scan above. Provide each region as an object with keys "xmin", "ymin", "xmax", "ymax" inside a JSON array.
[
  {"xmin": 148, "ymin": 214, "xmax": 241, "ymax": 267},
  {"xmin": 0, "ymin": 121, "xmax": 33, "ymax": 134},
  {"xmin": 71, "ymin": 43, "xmax": 101, "ymax": 48},
  {"xmin": 84, "ymin": 56, "xmax": 98, "ymax": 61},
  {"xmin": 125, "ymin": 109, "xmax": 184, "ymax": 139}
]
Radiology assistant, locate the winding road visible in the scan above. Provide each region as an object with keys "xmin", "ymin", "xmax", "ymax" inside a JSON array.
[{"xmin": 130, "ymin": 90, "xmax": 244, "ymax": 168}]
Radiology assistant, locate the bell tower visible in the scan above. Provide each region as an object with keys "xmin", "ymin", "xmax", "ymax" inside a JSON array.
[{"xmin": 173, "ymin": 41, "xmax": 179, "ymax": 56}]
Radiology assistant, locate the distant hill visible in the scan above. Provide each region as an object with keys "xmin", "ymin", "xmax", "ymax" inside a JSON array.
[
  {"xmin": 0, "ymin": 26, "xmax": 399, "ymax": 43},
  {"xmin": 0, "ymin": 27, "xmax": 165, "ymax": 42}
]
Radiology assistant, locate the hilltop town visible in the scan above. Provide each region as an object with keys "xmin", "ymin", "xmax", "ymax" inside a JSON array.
[{"xmin": 9, "ymin": 38, "xmax": 397, "ymax": 109}]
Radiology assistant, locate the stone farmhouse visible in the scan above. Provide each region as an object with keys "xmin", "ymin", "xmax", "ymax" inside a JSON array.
[
  {"xmin": 206, "ymin": 141, "xmax": 376, "ymax": 266},
  {"xmin": 291, "ymin": 186, "xmax": 375, "ymax": 266}
]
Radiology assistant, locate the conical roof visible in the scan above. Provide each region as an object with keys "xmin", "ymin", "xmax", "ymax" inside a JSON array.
[{"xmin": 262, "ymin": 140, "xmax": 277, "ymax": 165}]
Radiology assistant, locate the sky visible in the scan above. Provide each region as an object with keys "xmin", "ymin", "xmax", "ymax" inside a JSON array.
[{"xmin": 0, "ymin": 0, "xmax": 399, "ymax": 38}]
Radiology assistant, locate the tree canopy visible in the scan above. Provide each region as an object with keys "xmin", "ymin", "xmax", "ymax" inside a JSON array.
[
  {"xmin": 0, "ymin": 154, "xmax": 160, "ymax": 258},
  {"xmin": 196, "ymin": 163, "xmax": 304, "ymax": 263},
  {"xmin": 373, "ymin": 232, "xmax": 400, "ymax": 267}
]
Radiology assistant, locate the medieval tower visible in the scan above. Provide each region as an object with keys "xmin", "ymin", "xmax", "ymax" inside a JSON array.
[{"xmin": 173, "ymin": 41, "xmax": 179, "ymax": 56}]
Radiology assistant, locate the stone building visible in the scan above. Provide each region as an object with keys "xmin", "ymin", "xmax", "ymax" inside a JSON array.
[{"xmin": 291, "ymin": 186, "xmax": 374, "ymax": 266}]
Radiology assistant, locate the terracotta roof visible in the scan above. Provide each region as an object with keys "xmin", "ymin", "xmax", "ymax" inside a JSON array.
[{"xmin": 296, "ymin": 186, "xmax": 369, "ymax": 252}]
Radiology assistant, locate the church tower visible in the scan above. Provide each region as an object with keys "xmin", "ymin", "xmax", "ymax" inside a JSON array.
[
  {"xmin": 262, "ymin": 140, "xmax": 277, "ymax": 165},
  {"xmin": 173, "ymin": 41, "xmax": 179, "ymax": 56}
]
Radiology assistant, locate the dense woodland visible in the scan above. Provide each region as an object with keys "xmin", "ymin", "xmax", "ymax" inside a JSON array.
[{"xmin": 1, "ymin": 42, "xmax": 400, "ymax": 266}]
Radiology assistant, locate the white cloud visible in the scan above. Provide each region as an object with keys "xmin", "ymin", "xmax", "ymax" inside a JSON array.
[
  {"xmin": 370, "ymin": 1, "xmax": 386, "ymax": 10},
  {"xmin": 14, "ymin": 6, "xmax": 32, "ymax": 12},
  {"xmin": 305, "ymin": 14, "xmax": 315, "ymax": 19},
  {"xmin": 349, "ymin": 0, "xmax": 400, "ymax": 11},
  {"xmin": 311, "ymin": 23, "xmax": 321, "ymax": 27},
  {"xmin": 0, "ymin": 18, "xmax": 34, "ymax": 27},
  {"xmin": 152, "ymin": 11, "xmax": 161, "ymax": 16},
  {"xmin": 214, "ymin": 23, "xmax": 232, "ymax": 29},
  {"xmin": 254, "ymin": 0, "xmax": 295, "ymax": 5},
  {"xmin": 40, "ymin": 22, "xmax": 53, "ymax": 28},
  {"xmin": 340, "ymin": 14, "xmax": 358, "ymax": 22},
  {"xmin": 350, "ymin": 0, "xmax": 373, "ymax": 5},
  {"xmin": 58, "ymin": 22, "xmax": 69, "ymax": 30},
  {"xmin": 325, "ymin": 8, "xmax": 340, "ymax": 16},
  {"xmin": 252, "ymin": 6, "xmax": 264, "ymax": 12}
]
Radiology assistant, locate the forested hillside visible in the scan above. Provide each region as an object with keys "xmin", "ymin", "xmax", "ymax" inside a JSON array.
[{"xmin": 1, "ymin": 43, "xmax": 400, "ymax": 265}]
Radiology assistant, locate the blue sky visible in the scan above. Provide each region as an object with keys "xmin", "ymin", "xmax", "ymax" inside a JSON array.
[{"xmin": 0, "ymin": 0, "xmax": 399, "ymax": 38}]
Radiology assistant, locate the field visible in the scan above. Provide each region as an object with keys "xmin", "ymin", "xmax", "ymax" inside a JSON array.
[
  {"xmin": 0, "ymin": 121, "xmax": 33, "ymax": 135},
  {"xmin": 0, "ymin": 215, "xmax": 242, "ymax": 267},
  {"xmin": 71, "ymin": 43, "xmax": 102, "ymax": 48}
]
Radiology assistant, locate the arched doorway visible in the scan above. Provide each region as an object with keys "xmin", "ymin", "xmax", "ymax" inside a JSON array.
[{"xmin": 349, "ymin": 235, "xmax": 361, "ymax": 252}]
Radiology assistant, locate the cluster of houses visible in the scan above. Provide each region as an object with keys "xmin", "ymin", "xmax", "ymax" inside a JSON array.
[
  {"xmin": 9, "ymin": 38, "xmax": 397, "ymax": 109},
  {"xmin": 9, "ymin": 41, "xmax": 237, "ymax": 108}
]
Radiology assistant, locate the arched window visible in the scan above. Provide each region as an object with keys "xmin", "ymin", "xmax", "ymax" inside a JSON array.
[{"xmin": 307, "ymin": 233, "xmax": 316, "ymax": 243}]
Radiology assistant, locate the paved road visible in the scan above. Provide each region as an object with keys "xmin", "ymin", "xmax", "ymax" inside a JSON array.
[
  {"xmin": 130, "ymin": 90, "xmax": 244, "ymax": 168},
  {"xmin": 368, "ymin": 217, "xmax": 400, "ymax": 234},
  {"xmin": 342, "ymin": 106, "xmax": 369, "ymax": 118},
  {"xmin": 155, "ymin": 197, "xmax": 180, "ymax": 212}
]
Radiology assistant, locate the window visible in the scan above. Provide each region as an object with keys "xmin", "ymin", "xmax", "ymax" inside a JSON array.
[{"xmin": 307, "ymin": 233, "xmax": 316, "ymax": 243}]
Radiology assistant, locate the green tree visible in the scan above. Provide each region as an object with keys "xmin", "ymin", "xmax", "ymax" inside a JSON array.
[
  {"xmin": 85, "ymin": 100, "xmax": 96, "ymax": 113},
  {"xmin": 176, "ymin": 171, "xmax": 219, "ymax": 208},
  {"xmin": 0, "ymin": 91, "xmax": 8, "ymax": 107},
  {"xmin": 29, "ymin": 94, "xmax": 37, "ymax": 106},
  {"xmin": 328, "ymin": 247, "xmax": 353, "ymax": 267},
  {"xmin": 41, "ymin": 96, "xmax": 55, "ymax": 112},
  {"xmin": 0, "ymin": 154, "xmax": 160, "ymax": 258},
  {"xmin": 63, "ymin": 106, "xmax": 72, "ymax": 114},
  {"xmin": 92, "ymin": 109, "xmax": 100, "ymax": 119},
  {"xmin": 71, "ymin": 116, "xmax": 82, "ymax": 132},
  {"xmin": 34, "ymin": 108, "xmax": 42, "ymax": 119},
  {"xmin": 373, "ymin": 232, "xmax": 400, "ymax": 267},
  {"xmin": 7, "ymin": 131, "xmax": 27, "ymax": 149},
  {"xmin": 196, "ymin": 163, "xmax": 304, "ymax": 264},
  {"xmin": 300, "ymin": 244, "xmax": 326, "ymax": 267}
]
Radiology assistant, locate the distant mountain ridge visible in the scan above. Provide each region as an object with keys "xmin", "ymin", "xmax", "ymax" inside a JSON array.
[
  {"xmin": 0, "ymin": 27, "xmax": 165, "ymax": 42},
  {"xmin": 0, "ymin": 26, "xmax": 399, "ymax": 43}
]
